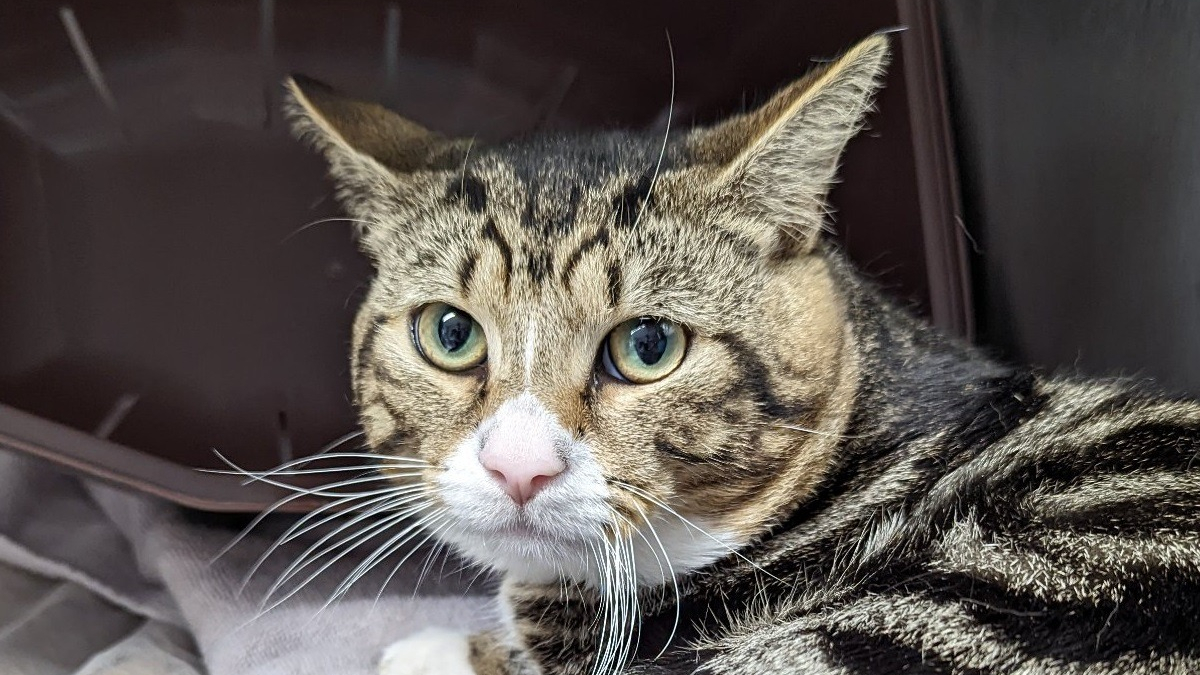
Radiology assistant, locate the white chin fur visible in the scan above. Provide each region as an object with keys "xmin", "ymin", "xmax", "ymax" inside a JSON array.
[{"xmin": 434, "ymin": 393, "xmax": 741, "ymax": 586}]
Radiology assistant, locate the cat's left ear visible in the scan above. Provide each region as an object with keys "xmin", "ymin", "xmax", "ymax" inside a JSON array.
[{"xmin": 688, "ymin": 34, "xmax": 890, "ymax": 258}]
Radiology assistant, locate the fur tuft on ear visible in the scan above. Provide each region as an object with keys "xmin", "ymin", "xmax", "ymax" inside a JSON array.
[
  {"xmin": 688, "ymin": 34, "xmax": 891, "ymax": 259},
  {"xmin": 284, "ymin": 74, "xmax": 452, "ymax": 174},
  {"xmin": 283, "ymin": 75, "xmax": 468, "ymax": 259}
]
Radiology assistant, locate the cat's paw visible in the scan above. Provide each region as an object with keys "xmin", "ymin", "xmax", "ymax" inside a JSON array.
[{"xmin": 378, "ymin": 628, "xmax": 476, "ymax": 675}]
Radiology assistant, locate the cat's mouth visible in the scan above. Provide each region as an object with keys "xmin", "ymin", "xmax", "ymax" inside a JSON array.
[
  {"xmin": 493, "ymin": 523, "xmax": 572, "ymax": 543},
  {"xmin": 468, "ymin": 516, "xmax": 598, "ymax": 547},
  {"xmin": 441, "ymin": 501, "xmax": 611, "ymax": 550},
  {"xmin": 437, "ymin": 509, "xmax": 609, "ymax": 582}
]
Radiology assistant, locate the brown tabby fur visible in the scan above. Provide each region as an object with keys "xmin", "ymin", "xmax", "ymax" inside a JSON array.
[{"xmin": 286, "ymin": 34, "xmax": 1200, "ymax": 675}]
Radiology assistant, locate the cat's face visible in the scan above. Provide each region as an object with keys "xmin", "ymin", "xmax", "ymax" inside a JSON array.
[{"xmin": 286, "ymin": 36, "xmax": 888, "ymax": 584}]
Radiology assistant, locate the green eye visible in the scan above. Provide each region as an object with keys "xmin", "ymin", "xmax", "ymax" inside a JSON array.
[
  {"xmin": 603, "ymin": 317, "xmax": 687, "ymax": 384},
  {"xmin": 414, "ymin": 303, "xmax": 487, "ymax": 372}
]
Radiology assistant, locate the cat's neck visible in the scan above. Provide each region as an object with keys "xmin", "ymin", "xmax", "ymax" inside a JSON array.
[
  {"xmin": 814, "ymin": 247, "xmax": 1041, "ymax": 502},
  {"xmin": 745, "ymin": 247, "xmax": 1044, "ymax": 571}
]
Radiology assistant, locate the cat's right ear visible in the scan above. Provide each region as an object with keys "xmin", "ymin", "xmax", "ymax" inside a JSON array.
[
  {"xmin": 283, "ymin": 75, "xmax": 459, "ymax": 254},
  {"xmin": 284, "ymin": 75, "xmax": 451, "ymax": 173}
]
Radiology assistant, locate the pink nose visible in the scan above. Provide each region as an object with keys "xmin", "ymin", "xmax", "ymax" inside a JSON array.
[{"xmin": 479, "ymin": 437, "xmax": 566, "ymax": 506}]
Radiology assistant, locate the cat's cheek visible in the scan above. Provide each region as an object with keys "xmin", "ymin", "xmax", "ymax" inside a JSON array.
[{"xmin": 358, "ymin": 399, "xmax": 400, "ymax": 448}]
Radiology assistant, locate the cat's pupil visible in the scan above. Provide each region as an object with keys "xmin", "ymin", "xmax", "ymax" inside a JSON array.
[
  {"xmin": 630, "ymin": 320, "xmax": 670, "ymax": 365},
  {"xmin": 438, "ymin": 310, "xmax": 473, "ymax": 352}
]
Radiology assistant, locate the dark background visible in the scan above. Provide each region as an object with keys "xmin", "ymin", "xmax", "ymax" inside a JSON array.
[{"xmin": 940, "ymin": 0, "xmax": 1200, "ymax": 396}]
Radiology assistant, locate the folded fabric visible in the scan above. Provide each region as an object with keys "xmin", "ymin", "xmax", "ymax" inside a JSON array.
[{"xmin": 0, "ymin": 451, "xmax": 496, "ymax": 675}]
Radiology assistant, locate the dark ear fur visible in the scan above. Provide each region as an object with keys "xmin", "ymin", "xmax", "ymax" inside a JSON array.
[{"xmin": 688, "ymin": 34, "xmax": 891, "ymax": 258}]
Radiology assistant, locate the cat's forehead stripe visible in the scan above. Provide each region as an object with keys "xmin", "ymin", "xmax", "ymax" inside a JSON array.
[
  {"xmin": 457, "ymin": 253, "xmax": 477, "ymax": 295},
  {"xmin": 481, "ymin": 218, "xmax": 514, "ymax": 294},
  {"xmin": 559, "ymin": 226, "xmax": 610, "ymax": 288},
  {"xmin": 439, "ymin": 165, "xmax": 666, "ymax": 297},
  {"xmin": 520, "ymin": 182, "xmax": 584, "ymax": 238},
  {"xmin": 612, "ymin": 174, "xmax": 656, "ymax": 229},
  {"xmin": 445, "ymin": 174, "xmax": 487, "ymax": 213},
  {"xmin": 523, "ymin": 245, "xmax": 553, "ymax": 285},
  {"xmin": 606, "ymin": 262, "xmax": 623, "ymax": 308}
]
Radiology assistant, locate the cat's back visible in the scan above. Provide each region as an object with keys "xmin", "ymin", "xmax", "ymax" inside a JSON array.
[
  {"xmin": 948, "ymin": 374, "xmax": 1200, "ymax": 529},
  {"xmin": 700, "ymin": 374, "xmax": 1200, "ymax": 674},
  {"xmin": 912, "ymin": 375, "xmax": 1200, "ymax": 669}
]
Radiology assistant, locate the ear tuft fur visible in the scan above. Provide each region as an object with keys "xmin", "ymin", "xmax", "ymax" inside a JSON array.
[
  {"xmin": 283, "ymin": 75, "xmax": 474, "ymax": 261},
  {"xmin": 283, "ymin": 74, "xmax": 448, "ymax": 174},
  {"xmin": 688, "ymin": 35, "xmax": 891, "ymax": 258}
]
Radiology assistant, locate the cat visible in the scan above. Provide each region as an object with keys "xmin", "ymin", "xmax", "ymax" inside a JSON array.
[{"xmin": 283, "ymin": 34, "xmax": 1200, "ymax": 675}]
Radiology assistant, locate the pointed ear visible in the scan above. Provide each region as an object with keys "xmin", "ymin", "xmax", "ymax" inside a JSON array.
[
  {"xmin": 689, "ymin": 35, "xmax": 890, "ymax": 258},
  {"xmin": 284, "ymin": 74, "xmax": 454, "ymax": 174},
  {"xmin": 283, "ymin": 75, "xmax": 467, "ymax": 257}
]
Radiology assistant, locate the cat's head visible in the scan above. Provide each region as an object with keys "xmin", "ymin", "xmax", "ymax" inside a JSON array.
[{"xmin": 285, "ymin": 35, "xmax": 888, "ymax": 585}]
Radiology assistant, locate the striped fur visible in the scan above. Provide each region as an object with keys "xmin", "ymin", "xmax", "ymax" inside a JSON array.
[
  {"xmin": 474, "ymin": 258, "xmax": 1200, "ymax": 675},
  {"xmin": 285, "ymin": 34, "xmax": 1200, "ymax": 675},
  {"xmin": 644, "ymin": 259, "xmax": 1200, "ymax": 674}
]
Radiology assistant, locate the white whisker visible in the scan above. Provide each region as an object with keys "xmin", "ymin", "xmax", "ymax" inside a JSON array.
[
  {"xmin": 326, "ymin": 503, "xmax": 441, "ymax": 605},
  {"xmin": 209, "ymin": 450, "xmax": 423, "ymax": 498},
  {"xmin": 282, "ymin": 216, "xmax": 375, "ymax": 242},
  {"xmin": 211, "ymin": 469, "xmax": 421, "ymax": 566},
  {"xmin": 592, "ymin": 537, "xmax": 615, "ymax": 675},
  {"xmin": 313, "ymin": 429, "xmax": 366, "ymax": 455},
  {"xmin": 613, "ymin": 480, "xmax": 778, "ymax": 582},
  {"xmin": 211, "ymin": 488, "xmax": 331, "ymax": 565},
  {"xmin": 261, "ymin": 499, "xmax": 427, "ymax": 608},
  {"xmin": 371, "ymin": 509, "xmax": 453, "ymax": 608},
  {"xmin": 235, "ymin": 489, "xmax": 394, "ymax": 586},
  {"xmin": 768, "ymin": 422, "xmax": 861, "ymax": 440},
  {"xmin": 458, "ymin": 137, "xmax": 476, "ymax": 193},
  {"xmin": 629, "ymin": 500, "xmax": 682, "ymax": 658},
  {"xmin": 631, "ymin": 30, "xmax": 675, "ymax": 232},
  {"xmin": 204, "ymin": 450, "xmax": 428, "ymax": 480},
  {"xmin": 260, "ymin": 506, "xmax": 423, "ymax": 617},
  {"xmin": 231, "ymin": 465, "xmax": 401, "ymax": 480},
  {"xmin": 412, "ymin": 521, "xmax": 453, "ymax": 595},
  {"xmin": 460, "ymin": 557, "xmax": 495, "ymax": 595},
  {"xmin": 620, "ymin": 528, "xmax": 639, "ymax": 669},
  {"xmin": 249, "ymin": 470, "xmax": 421, "ymax": 494},
  {"xmin": 239, "ymin": 485, "xmax": 429, "ymax": 591}
]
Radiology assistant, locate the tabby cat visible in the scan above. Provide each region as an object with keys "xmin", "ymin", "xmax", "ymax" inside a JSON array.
[{"xmin": 283, "ymin": 34, "xmax": 1200, "ymax": 675}]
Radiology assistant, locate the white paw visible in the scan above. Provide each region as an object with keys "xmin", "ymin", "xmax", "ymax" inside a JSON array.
[{"xmin": 378, "ymin": 627, "xmax": 476, "ymax": 675}]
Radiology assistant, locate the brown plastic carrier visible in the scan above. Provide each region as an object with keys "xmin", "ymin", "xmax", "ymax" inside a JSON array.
[{"xmin": 0, "ymin": 0, "xmax": 968, "ymax": 512}]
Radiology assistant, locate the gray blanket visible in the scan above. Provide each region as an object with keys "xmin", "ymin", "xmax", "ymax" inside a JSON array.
[{"xmin": 0, "ymin": 451, "xmax": 495, "ymax": 675}]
